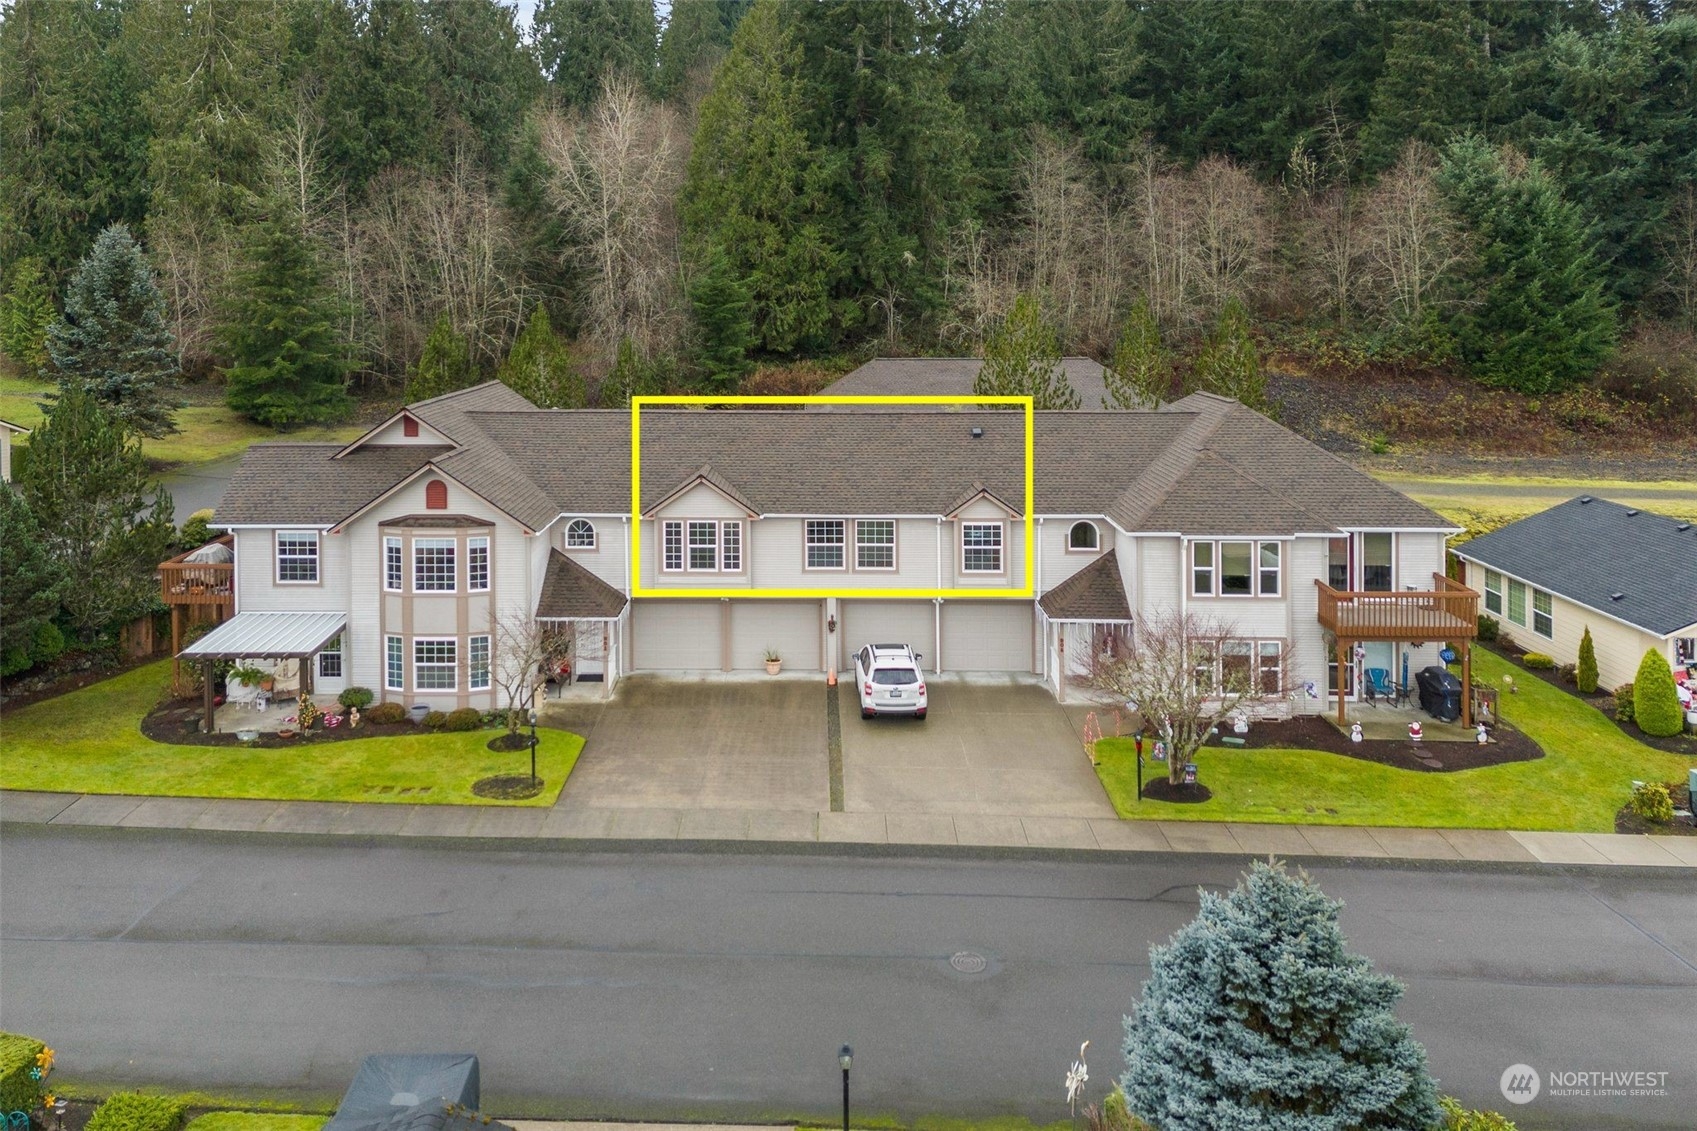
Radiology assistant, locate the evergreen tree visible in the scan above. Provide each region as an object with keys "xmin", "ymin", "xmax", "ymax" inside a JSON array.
[
  {"xmin": 496, "ymin": 306, "xmax": 585, "ymax": 409},
  {"xmin": 1191, "ymin": 299, "xmax": 1272, "ymax": 413},
  {"xmin": 601, "ymin": 335, "xmax": 648, "ymax": 407},
  {"xmin": 975, "ymin": 294, "xmax": 1080, "ymax": 409},
  {"xmin": 419, "ymin": 0, "xmax": 543, "ymax": 172},
  {"xmin": 534, "ymin": 0, "xmax": 658, "ymax": 109},
  {"xmin": 1, "ymin": 257, "xmax": 56, "ymax": 371},
  {"xmin": 16, "ymin": 388, "xmax": 175, "ymax": 643},
  {"xmin": 1123, "ymin": 859, "xmax": 1441, "ymax": 1131},
  {"xmin": 1105, "ymin": 295, "xmax": 1170, "ymax": 409},
  {"xmin": 0, "ymin": 483, "xmax": 67, "ymax": 677},
  {"xmin": 406, "ymin": 313, "xmax": 475, "ymax": 402},
  {"xmin": 46, "ymin": 223, "xmax": 180, "ymax": 438},
  {"xmin": 221, "ymin": 211, "xmax": 354, "ymax": 428},
  {"xmin": 689, "ymin": 247, "xmax": 755, "ymax": 389},
  {"xmin": 1576, "ymin": 626, "xmax": 1599, "ymax": 694},
  {"xmin": 1632, "ymin": 648, "xmax": 1684, "ymax": 737},
  {"xmin": 657, "ymin": 0, "xmax": 749, "ymax": 100},
  {"xmin": 1439, "ymin": 137, "xmax": 1617, "ymax": 393}
]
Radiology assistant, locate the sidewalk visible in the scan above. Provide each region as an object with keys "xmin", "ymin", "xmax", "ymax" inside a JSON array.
[{"xmin": 3, "ymin": 788, "xmax": 1694, "ymax": 868}]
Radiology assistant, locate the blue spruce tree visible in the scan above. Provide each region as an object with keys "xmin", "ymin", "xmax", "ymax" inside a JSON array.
[{"xmin": 1122, "ymin": 860, "xmax": 1440, "ymax": 1131}]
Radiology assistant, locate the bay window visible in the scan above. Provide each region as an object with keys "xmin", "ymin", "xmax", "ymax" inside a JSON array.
[
  {"xmin": 467, "ymin": 536, "xmax": 490, "ymax": 592},
  {"xmin": 414, "ymin": 538, "xmax": 456, "ymax": 592},
  {"xmin": 414, "ymin": 637, "xmax": 457, "ymax": 690},
  {"xmin": 385, "ymin": 635, "xmax": 404, "ymax": 691},
  {"xmin": 469, "ymin": 635, "xmax": 491, "ymax": 690},
  {"xmin": 384, "ymin": 537, "xmax": 403, "ymax": 591}
]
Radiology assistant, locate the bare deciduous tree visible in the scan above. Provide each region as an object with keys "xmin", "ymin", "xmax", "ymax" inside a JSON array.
[
  {"xmin": 1359, "ymin": 141, "xmax": 1463, "ymax": 329},
  {"xmin": 1189, "ymin": 155, "xmax": 1272, "ymax": 316},
  {"xmin": 491, "ymin": 608, "xmax": 574, "ymax": 734},
  {"xmin": 1657, "ymin": 182, "xmax": 1697, "ymax": 332},
  {"xmin": 539, "ymin": 77, "xmax": 689, "ymax": 362},
  {"xmin": 1081, "ymin": 610, "xmax": 1294, "ymax": 785},
  {"xmin": 1288, "ymin": 106, "xmax": 1368, "ymax": 327}
]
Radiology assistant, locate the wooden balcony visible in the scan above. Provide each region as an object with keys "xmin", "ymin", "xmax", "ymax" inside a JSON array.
[
  {"xmin": 1315, "ymin": 572, "xmax": 1478, "ymax": 643},
  {"xmin": 160, "ymin": 558, "xmax": 234, "ymax": 610}
]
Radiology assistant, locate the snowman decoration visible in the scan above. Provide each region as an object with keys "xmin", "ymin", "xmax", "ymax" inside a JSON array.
[
  {"xmin": 1349, "ymin": 722, "xmax": 1364, "ymax": 744},
  {"xmin": 1476, "ymin": 722, "xmax": 1489, "ymax": 744},
  {"xmin": 1408, "ymin": 720, "xmax": 1423, "ymax": 743}
]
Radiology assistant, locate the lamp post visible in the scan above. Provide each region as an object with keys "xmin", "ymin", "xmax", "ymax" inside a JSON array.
[
  {"xmin": 527, "ymin": 708, "xmax": 538, "ymax": 785},
  {"xmin": 839, "ymin": 1045, "xmax": 853, "ymax": 1131}
]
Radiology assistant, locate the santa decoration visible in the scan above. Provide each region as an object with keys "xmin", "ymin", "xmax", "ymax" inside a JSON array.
[{"xmin": 1408, "ymin": 720, "xmax": 1423, "ymax": 742}]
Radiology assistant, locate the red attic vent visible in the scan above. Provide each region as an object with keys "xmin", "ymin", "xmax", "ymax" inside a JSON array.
[{"xmin": 425, "ymin": 480, "xmax": 447, "ymax": 509}]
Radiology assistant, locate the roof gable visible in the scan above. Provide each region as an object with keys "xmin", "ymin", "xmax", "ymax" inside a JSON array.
[
  {"xmin": 536, "ymin": 549, "xmax": 628, "ymax": 620},
  {"xmin": 1040, "ymin": 550, "xmax": 1132, "ymax": 621}
]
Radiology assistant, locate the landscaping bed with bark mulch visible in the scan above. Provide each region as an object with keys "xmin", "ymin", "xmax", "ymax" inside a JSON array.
[
  {"xmin": 1205, "ymin": 713, "xmax": 1544, "ymax": 773},
  {"xmin": 1615, "ymin": 781, "xmax": 1697, "ymax": 836},
  {"xmin": 141, "ymin": 698, "xmax": 426, "ymax": 747},
  {"xmin": 1481, "ymin": 638, "xmax": 1697, "ymax": 757}
]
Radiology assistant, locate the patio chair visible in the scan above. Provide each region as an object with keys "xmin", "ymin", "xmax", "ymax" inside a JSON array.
[
  {"xmin": 270, "ymin": 658, "xmax": 301, "ymax": 703},
  {"xmin": 1365, "ymin": 667, "xmax": 1394, "ymax": 705}
]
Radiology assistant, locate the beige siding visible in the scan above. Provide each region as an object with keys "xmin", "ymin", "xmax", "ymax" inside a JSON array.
[
  {"xmin": 360, "ymin": 417, "xmax": 453, "ymax": 446},
  {"xmin": 951, "ymin": 498, "xmax": 1027, "ymax": 589},
  {"xmin": 1467, "ymin": 560, "xmax": 1665, "ymax": 690},
  {"xmin": 0, "ymin": 429, "xmax": 12, "ymax": 481},
  {"xmin": 1037, "ymin": 518, "xmax": 1114, "ymax": 592},
  {"xmin": 234, "ymin": 528, "xmax": 350, "ymax": 613},
  {"xmin": 553, "ymin": 516, "xmax": 629, "ymax": 592},
  {"xmin": 729, "ymin": 600, "xmax": 822, "ymax": 670},
  {"xmin": 655, "ymin": 481, "xmax": 747, "ymax": 520},
  {"xmin": 1138, "ymin": 537, "xmax": 1181, "ymax": 618},
  {"xmin": 748, "ymin": 516, "xmax": 943, "ymax": 590},
  {"xmin": 1288, "ymin": 537, "xmax": 1328, "ymax": 697}
]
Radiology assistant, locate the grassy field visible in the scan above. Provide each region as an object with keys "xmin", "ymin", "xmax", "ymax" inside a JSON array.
[
  {"xmin": 0, "ymin": 661, "xmax": 583, "ymax": 807},
  {"xmin": 1094, "ymin": 649, "xmax": 1696, "ymax": 831},
  {"xmin": 1, "ymin": 374, "xmax": 366, "ymax": 470},
  {"xmin": 187, "ymin": 1116, "xmax": 329, "ymax": 1131}
]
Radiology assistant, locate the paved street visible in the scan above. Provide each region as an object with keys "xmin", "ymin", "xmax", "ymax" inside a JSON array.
[{"xmin": 1, "ymin": 827, "xmax": 1693, "ymax": 1130}]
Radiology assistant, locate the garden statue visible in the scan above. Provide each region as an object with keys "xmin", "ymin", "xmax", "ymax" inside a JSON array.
[
  {"xmin": 1476, "ymin": 723, "xmax": 1489, "ymax": 744},
  {"xmin": 1408, "ymin": 720, "xmax": 1423, "ymax": 742},
  {"xmin": 349, "ymin": 706, "xmax": 361, "ymax": 729},
  {"xmin": 1350, "ymin": 722, "xmax": 1363, "ymax": 743}
]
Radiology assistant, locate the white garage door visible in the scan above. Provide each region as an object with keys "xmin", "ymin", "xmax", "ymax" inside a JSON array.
[
  {"xmin": 730, "ymin": 600, "xmax": 822, "ymax": 671},
  {"xmin": 840, "ymin": 600, "xmax": 935, "ymax": 670},
  {"xmin": 632, "ymin": 600, "xmax": 721, "ymax": 670},
  {"xmin": 941, "ymin": 600, "xmax": 1035, "ymax": 672}
]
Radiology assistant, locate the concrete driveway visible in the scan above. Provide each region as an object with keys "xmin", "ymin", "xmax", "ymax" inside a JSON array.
[
  {"xmin": 547, "ymin": 675, "xmax": 829, "ymax": 811},
  {"xmin": 838, "ymin": 676, "xmax": 1115, "ymax": 817}
]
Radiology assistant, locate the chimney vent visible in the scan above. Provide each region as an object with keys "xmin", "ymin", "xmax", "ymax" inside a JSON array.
[{"xmin": 970, "ymin": 426, "xmax": 984, "ymax": 439}]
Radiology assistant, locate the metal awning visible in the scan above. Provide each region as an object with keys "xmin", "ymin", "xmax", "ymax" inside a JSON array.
[{"xmin": 178, "ymin": 611, "xmax": 347, "ymax": 659}]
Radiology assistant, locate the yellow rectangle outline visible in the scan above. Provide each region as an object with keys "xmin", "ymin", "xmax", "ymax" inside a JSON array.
[{"xmin": 630, "ymin": 395, "xmax": 1036, "ymax": 600}]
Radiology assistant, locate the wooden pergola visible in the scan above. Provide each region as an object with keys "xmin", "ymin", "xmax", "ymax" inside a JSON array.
[{"xmin": 1316, "ymin": 572, "xmax": 1480, "ymax": 727}]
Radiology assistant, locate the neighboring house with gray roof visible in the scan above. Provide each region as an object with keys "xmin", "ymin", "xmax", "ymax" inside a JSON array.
[
  {"xmin": 819, "ymin": 357, "xmax": 1144, "ymax": 409},
  {"xmin": 0, "ymin": 417, "xmax": 26, "ymax": 482},
  {"xmin": 1452, "ymin": 497, "xmax": 1697, "ymax": 691},
  {"xmin": 200, "ymin": 377, "xmax": 1465, "ymax": 715}
]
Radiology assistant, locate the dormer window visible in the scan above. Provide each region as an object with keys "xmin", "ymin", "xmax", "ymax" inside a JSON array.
[
  {"xmin": 1068, "ymin": 521, "xmax": 1099, "ymax": 552},
  {"xmin": 565, "ymin": 519, "xmax": 596, "ymax": 549},
  {"xmin": 425, "ymin": 479, "xmax": 447, "ymax": 509},
  {"xmin": 962, "ymin": 522, "xmax": 1004, "ymax": 573}
]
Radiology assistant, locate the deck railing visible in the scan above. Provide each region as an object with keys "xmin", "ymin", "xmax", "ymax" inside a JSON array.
[
  {"xmin": 1315, "ymin": 572, "xmax": 1478, "ymax": 641},
  {"xmin": 159, "ymin": 549, "xmax": 235, "ymax": 610}
]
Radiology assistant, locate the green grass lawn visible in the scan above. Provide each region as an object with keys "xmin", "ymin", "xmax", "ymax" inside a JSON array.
[
  {"xmin": 187, "ymin": 1115, "xmax": 329, "ymax": 1131},
  {"xmin": 2, "ymin": 373, "xmax": 366, "ymax": 470},
  {"xmin": 0, "ymin": 661, "xmax": 583, "ymax": 807},
  {"xmin": 1094, "ymin": 649, "xmax": 1696, "ymax": 831}
]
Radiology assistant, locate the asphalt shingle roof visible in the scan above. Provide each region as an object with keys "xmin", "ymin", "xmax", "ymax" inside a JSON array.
[
  {"xmin": 216, "ymin": 444, "xmax": 448, "ymax": 525},
  {"xmin": 1454, "ymin": 497, "xmax": 1697, "ymax": 635},
  {"xmin": 1040, "ymin": 551, "xmax": 1132, "ymax": 621},
  {"xmin": 820, "ymin": 357, "xmax": 1140, "ymax": 409},
  {"xmin": 535, "ymin": 549, "xmax": 629, "ymax": 620}
]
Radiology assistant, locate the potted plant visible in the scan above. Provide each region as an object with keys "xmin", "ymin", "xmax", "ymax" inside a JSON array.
[
  {"xmin": 764, "ymin": 649, "xmax": 782, "ymax": 675},
  {"xmin": 228, "ymin": 663, "xmax": 267, "ymax": 690}
]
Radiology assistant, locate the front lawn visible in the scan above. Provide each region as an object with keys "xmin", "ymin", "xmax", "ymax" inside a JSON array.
[
  {"xmin": 0, "ymin": 661, "xmax": 582, "ymax": 807},
  {"xmin": 1094, "ymin": 649, "xmax": 1696, "ymax": 831},
  {"xmin": 187, "ymin": 1115, "xmax": 328, "ymax": 1131}
]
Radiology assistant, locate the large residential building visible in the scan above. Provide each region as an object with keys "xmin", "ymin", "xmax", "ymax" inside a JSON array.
[{"xmin": 184, "ymin": 374, "xmax": 1473, "ymax": 719}]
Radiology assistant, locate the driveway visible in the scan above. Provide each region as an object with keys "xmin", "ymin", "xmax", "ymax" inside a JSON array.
[
  {"xmin": 838, "ymin": 676, "xmax": 1116, "ymax": 817},
  {"xmin": 547, "ymin": 675, "xmax": 829, "ymax": 811}
]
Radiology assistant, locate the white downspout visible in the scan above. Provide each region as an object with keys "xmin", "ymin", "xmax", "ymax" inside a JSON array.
[{"xmin": 935, "ymin": 518, "xmax": 944, "ymax": 675}]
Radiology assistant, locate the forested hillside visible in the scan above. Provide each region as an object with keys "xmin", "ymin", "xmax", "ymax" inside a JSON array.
[{"xmin": 3, "ymin": 0, "xmax": 1696, "ymax": 424}]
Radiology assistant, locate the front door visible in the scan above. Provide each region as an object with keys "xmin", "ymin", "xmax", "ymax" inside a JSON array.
[{"xmin": 574, "ymin": 623, "xmax": 606, "ymax": 681}]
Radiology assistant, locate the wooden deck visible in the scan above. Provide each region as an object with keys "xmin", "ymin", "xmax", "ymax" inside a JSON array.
[{"xmin": 1316, "ymin": 573, "xmax": 1479, "ymax": 643}]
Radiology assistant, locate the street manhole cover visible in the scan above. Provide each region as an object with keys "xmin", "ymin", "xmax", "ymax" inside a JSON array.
[{"xmin": 949, "ymin": 950, "xmax": 989, "ymax": 974}]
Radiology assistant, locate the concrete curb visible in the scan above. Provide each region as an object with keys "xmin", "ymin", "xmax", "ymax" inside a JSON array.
[{"xmin": 5, "ymin": 788, "xmax": 1694, "ymax": 868}]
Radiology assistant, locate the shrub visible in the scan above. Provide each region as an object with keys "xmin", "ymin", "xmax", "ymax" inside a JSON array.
[
  {"xmin": 1627, "ymin": 781, "xmax": 1675, "ymax": 824},
  {"xmin": 1576, "ymin": 626, "xmax": 1599, "ymax": 692},
  {"xmin": 421, "ymin": 710, "xmax": 448, "ymax": 729},
  {"xmin": 1557, "ymin": 662, "xmax": 1577, "ymax": 684},
  {"xmin": 366, "ymin": 702, "xmax": 407, "ymax": 725},
  {"xmin": 1613, "ymin": 682, "xmax": 1636, "ymax": 723},
  {"xmin": 1521, "ymin": 652, "xmax": 1555, "ymax": 670},
  {"xmin": 1439, "ymin": 1096, "xmax": 1518, "ymax": 1130},
  {"xmin": 86, "ymin": 1094, "xmax": 190, "ymax": 1131},
  {"xmin": 178, "ymin": 509, "xmax": 216, "ymax": 550},
  {"xmin": 1632, "ymin": 650, "xmax": 1683, "ymax": 737},
  {"xmin": 444, "ymin": 707, "xmax": 483, "ymax": 732},
  {"xmin": 1475, "ymin": 615, "xmax": 1499, "ymax": 642},
  {"xmin": 0, "ymin": 1032, "xmax": 47, "ymax": 1115},
  {"xmin": 337, "ymin": 687, "xmax": 374, "ymax": 710}
]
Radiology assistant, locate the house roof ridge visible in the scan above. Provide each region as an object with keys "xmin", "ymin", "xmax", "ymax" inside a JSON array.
[
  {"xmin": 402, "ymin": 379, "xmax": 511, "ymax": 411},
  {"xmin": 1039, "ymin": 549, "xmax": 1132, "ymax": 621},
  {"xmin": 1109, "ymin": 399, "xmax": 1233, "ymax": 529}
]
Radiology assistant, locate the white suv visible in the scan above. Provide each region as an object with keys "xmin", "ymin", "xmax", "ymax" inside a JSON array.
[{"xmin": 854, "ymin": 644, "xmax": 927, "ymax": 720}]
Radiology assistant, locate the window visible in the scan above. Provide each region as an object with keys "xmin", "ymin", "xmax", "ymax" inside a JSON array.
[
  {"xmin": 319, "ymin": 634, "xmax": 343, "ymax": 679},
  {"xmin": 1068, "ymin": 521, "xmax": 1099, "ymax": 551},
  {"xmin": 469, "ymin": 634, "xmax": 490, "ymax": 690},
  {"xmin": 856, "ymin": 520, "xmax": 895, "ymax": 569},
  {"xmin": 663, "ymin": 521, "xmax": 684, "ymax": 571},
  {"xmin": 414, "ymin": 538, "xmax": 456, "ymax": 591},
  {"xmin": 1258, "ymin": 542, "xmax": 1281, "ymax": 596},
  {"xmin": 425, "ymin": 479, "xmax": 447, "ymax": 510},
  {"xmin": 467, "ymin": 536, "xmax": 490, "ymax": 592},
  {"xmin": 276, "ymin": 531, "xmax": 319, "ymax": 583},
  {"xmin": 688, "ymin": 521, "xmax": 719, "ymax": 570},
  {"xmin": 1258, "ymin": 641, "xmax": 1283, "ymax": 695},
  {"xmin": 1507, "ymin": 579, "xmax": 1527, "ymax": 626},
  {"xmin": 1484, "ymin": 569, "xmax": 1503, "ymax": 615},
  {"xmin": 721, "ymin": 521, "xmax": 741, "ymax": 571},
  {"xmin": 1221, "ymin": 640, "xmax": 1253, "ymax": 689},
  {"xmin": 565, "ymin": 519, "xmax": 596, "ymax": 549},
  {"xmin": 806, "ymin": 519, "xmax": 847, "ymax": 570},
  {"xmin": 1361, "ymin": 532, "xmax": 1393, "ymax": 591},
  {"xmin": 962, "ymin": 522, "xmax": 1003, "ymax": 572},
  {"xmin": 384, "ymin": 537, "xmax": 403, "ymax": 591},
  {"xmin": 1532, "ymin": 589, "xmax": 1552, "ymax": 638},
  {"xmin": 386, "ymin": 635, "xmax": 404, "ymax": 691},
  {"xmin": 1327, "ymin": 537, "xmax": 1350, "ymax": 590},
  {"xmin": 1191, "ymin": 542, "xmax": 1214, "ymax": 595},
  {"xmin": 1219, "ymin": 541, "xmax": 1253, "ymax": 596},
  {"xmin": 414, "ymin": 637, "xmax": 457, "ymax": 690},
  {"xmin": 1192, "ymin": 643, "xmax": 1218, "ymax": 694}
]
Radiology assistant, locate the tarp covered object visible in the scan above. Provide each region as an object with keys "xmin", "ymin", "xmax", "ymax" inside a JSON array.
[{"xmin": 325, "ymin": 1055, "xmax": 482, "ymax": 1131}]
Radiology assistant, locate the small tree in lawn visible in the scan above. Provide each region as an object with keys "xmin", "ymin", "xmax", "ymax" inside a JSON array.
[
  {"xmin": 1632, "ymin": 648, "xmax": 1683, "ymax": 737},
  {"xmin": 490, "ymin": 607, "xmax": 574, "ymax": 738},
  {"xmin": 1105, "ymin": 295, "xmax": 1170, "ymax": 409},
  {"xmin": 1122, "ymin": 859, "xmax": 1442, "ymax": 1131},
  {"xmin": 1082, "ymin": 610, "xmax": 1290, "ymax": 785},
  {"xmin": 1576, "ymin": 626, "xmax": 1599, "ymax": 694},
  {"xmin": 975, "ymin": 293, "xmax": 1081, "ymax": 409}
]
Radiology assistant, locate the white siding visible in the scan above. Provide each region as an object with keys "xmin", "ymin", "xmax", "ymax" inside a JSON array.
[
  {"xmin": 1138, "ymin": 537, "xmax": 1181, "ymax": 618},
  {"xmin": 729, "ymin": 600, "xmax": 823, "ymax": 670},
  {"xmin": 360, "ymin": 416, "xmax": 453, "ymax": 446},
  {"xmin": 1396, "ymin": 532, "xmax": 1446, "ymax": 590},
  {"xmin": 553, "ymin": 516, "xmax": 629, "ymax": 593},
  {"xmin": 1038, "ymin": 518, "xmax": 1114, "ymax": 592},
  {"xmin": 749, "ymin": 517, "xmax": 942, "ymax": 590},
  {"xmin": 940, "ymin": 599, "xmax": 1036, "ymax": 672},
  {"xmin": 840, "ymin": 599, "xmax": 936, "ymax": 670},
  {"xmin": 632, "ymin": 599, "xmax": 722, "ymax": 669}
]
